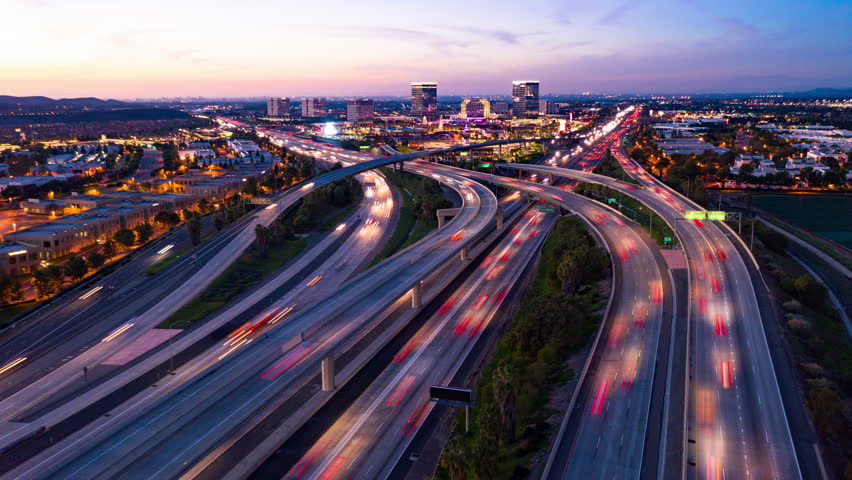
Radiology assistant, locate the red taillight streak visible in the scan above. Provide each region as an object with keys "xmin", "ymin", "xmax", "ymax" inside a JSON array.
[
  {"xmin": 318, "ymin": 456, "xmax": 346, "ymax": 480},
  {"xmin": 591, "ymin": 379, "xmax": 609, "ymax": 415},
  {"xmin": 394, "ymin": 341, "xmax": 418, "ymax": 363},
  {"xmin": 387, "ymin": 375, "xmax": 416, "ymax": 407},
  {"xmin": 292, "ymin": 438, "xmax": 332, "ymax": 477},
  {"xmin": 263, "ymin": 346, "xmax": 312, "ymax": 380},
  {"xmin": 480, "ymin": 256, "xmax": 493, "ymax": 268},
  {"xmin": 706, "ymin": 455, "xmax": 720, "ymax": 480},
  {"xmin": 468, "ymin": 320, "xmax": 485, "ymax": 337},
  {"xmin": 528, "ymin": 230, "xmax": 537, "ymax": 238},
  {"xmin": 454, "ymin": 316, "xmax": 472, "ymax": 334},
  {"xmin": 403, "ymin": 403, "xmax": 430, "ymax": 436},
  {"xmin": 262, "ymin": 347, "xmax": 305, "ymax": 379},
  {"xmin": 438, "ymin": 299, "xmax": 455, "ymax": 315},
  {"xmin": 228, "ymin": 321, "xmax": 253, "ymax": 338},
  {"xmin": 698, "ymin": 297, "xmax": 707, "ymax": 314},
  {"xmin": 492, "ymin": 289, "xmax": 507, "ymax": 305},
  {"xmin": 473, "ymin": 295, "xmax": 488, "ymax": 309},
  {"xmin": 513, "ymin": 239, "xmax": 522, "ymax": 246},
  {"xmin": 500, "ymin": 252, "xmax": 511, "ymax": 262},
  {"xmin": 721, "ymin": 361, "xmax": 732, "ymax": 388},
  {"xmin": 608, "ymin": 324, "xmax": 623, "ymax": 348},
  {"xmin": 620, "ymin": 250, "xmax": 629, "ymax": 262}
]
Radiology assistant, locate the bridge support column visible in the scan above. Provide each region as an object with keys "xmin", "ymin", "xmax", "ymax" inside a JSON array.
[
  {"xmin": 321, "ymin": 356, "xmax": 335, "ymax": 391},
  {"xmin": 399, "ymin": 161, "xmax": 404, "ymax": 172},
  {"xmin": 461, "ymin": 246, "xmax": 470, "ymax": 261},
  {"xmin": 497, "ymin": 206, "xmax": 504, "ymax": 230},
  {"xmin": 437, "ymin": 208, "xmax": 460, "ymax": 229},
  {"xmin": 411, "ymin": 282, "xmax": 422, "ymax": 308}
]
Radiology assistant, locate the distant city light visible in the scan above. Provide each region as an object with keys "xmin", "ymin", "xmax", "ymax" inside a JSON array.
[{"xmin": 324, "ymin": 122, "xmax": 338, "ymax": 137}]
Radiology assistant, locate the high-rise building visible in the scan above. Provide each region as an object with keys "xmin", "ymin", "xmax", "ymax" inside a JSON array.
[
  {"xmin": 539, "ymin": 100, "xmax": 557, "ymax": 115},
  {"xmin": 301, "ymin": 98, "xmax": 328, "ymax": 117},
  {"xmin": 411, "ymin": 82, "xmax": 438, "ymax": 116},
  {"xmin": 267, "ymin": 97, "xmax": 290, "ymax": 117},
  {"xmin": 346, "ymin": 98, "xmax": 374, "ymax": 122},
  {"xmin": 460, "ymin": 98, "xmax": 491, "ymax": 119},
  {"xmin": 511, "ymin": 81, "xmax": 540, "ymax": 117}
]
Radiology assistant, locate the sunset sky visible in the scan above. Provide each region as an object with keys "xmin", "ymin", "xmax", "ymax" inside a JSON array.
[{"xmin": 3, "ymin": 0, "xmax": 851, "ymax": 98}]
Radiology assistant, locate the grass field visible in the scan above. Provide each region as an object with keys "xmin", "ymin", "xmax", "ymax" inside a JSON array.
[
  {"xmin": 158, "ymin": 237, "xmax": 309, "ymax": 329},
  {"xmin": 751, "ymin": 195, "xmax": 852, "ymax": 249}
]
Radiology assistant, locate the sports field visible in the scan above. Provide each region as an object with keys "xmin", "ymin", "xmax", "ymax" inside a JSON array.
[{"xmin": 752, "ymin": 195, "xmax": 852, "ymax": 249}]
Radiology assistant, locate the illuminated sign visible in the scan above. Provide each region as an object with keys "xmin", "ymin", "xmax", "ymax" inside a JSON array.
[
  {"xmin": 7, "ymin": 250, "xmax": 27, "ymax": 256},
  {"xmin": 684, "ymin": 211, "xmax": 706, "ymax": 220},
  {"xmin": 707, "ymin": 211, "xmax": 726, "ymax": 221},
  {"xmin": 479, "ymin": 163, "xmax": 492, "ymax": 168}
]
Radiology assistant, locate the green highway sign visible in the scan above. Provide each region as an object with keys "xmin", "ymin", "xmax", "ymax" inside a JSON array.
[
  {"xmin": 684, "ymin": 211, "xmax": 707, "ymax": 220},
  {"xmin": 707, "ymin": 211, "xmax": 726, "ymax": 221},
  {"xmin": 539, "ymin": 206, "xmax": 555, "ymax": 213},
  {"xmin": 479, "ymin": 163, "xmax": 492, "ymax": 168},
  {"xmin": 664, "ymin": 236, "xmax": 672, "ymax": 243},
  {"xmin": 608, "ymin": 198, "xmax": 617, "ymax": 203}
]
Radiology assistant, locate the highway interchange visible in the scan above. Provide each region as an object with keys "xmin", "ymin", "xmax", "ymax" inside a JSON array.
[{"xmin": 0, "ymin": 107, "xmax": 815, "ymax": 480}]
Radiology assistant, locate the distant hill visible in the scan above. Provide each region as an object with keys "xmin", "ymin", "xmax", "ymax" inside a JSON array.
[{"xmin": 0, "ymin": 95, "xmax": 128, "ymax": 112}]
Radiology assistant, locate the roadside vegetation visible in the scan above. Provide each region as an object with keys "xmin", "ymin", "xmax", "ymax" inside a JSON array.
[
  {"xmin": 157, "ymin": 178, "xmax": 359, "ymax": 329},
  {"xmin": 368, "ymin": 168, "xmax": 451, "ymax": 266},
  {"xmin": 436, "ymin": 216, "xmax": 611, "ymax": 479},
  {"xmin": 748, "ymin": 220, "xmax": 852, "ymax": 478},
  {"xmin": 591, "ymin": 149, "xmax": 639, "ymax": 185}
]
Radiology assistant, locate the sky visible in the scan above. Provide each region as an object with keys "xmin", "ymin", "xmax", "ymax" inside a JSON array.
[{"xmin": 2, "ymin": 0, "xmax": 851, "ymax": 98}]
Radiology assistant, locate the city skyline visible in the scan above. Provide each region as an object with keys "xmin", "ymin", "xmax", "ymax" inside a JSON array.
[{"xmin": 4, "ymin": 0, "xmax": 851, "ymax": 98}]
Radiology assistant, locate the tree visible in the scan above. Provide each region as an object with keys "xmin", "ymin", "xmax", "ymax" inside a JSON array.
[
  {"xmin": 186, "ymin": 218, "xmax": 202, "ymax": 246},
  {"xmin": 439, "ymin": 433, "xmax": 467, "ymax": 480},
  {"xmin": 32, "ymin": 267, "xmax": 62, "ymax": 298},
  {"xmin": 114, "ymin": 228, "xmax": 136, "ymax": 249},
  {"xmin": 493, "ymin": 362, "xmax": 518, "ymax": 445},
  {"xmin": 0, "ymin": 273, "xmax": 23, "ymax": 303},
  {"xmin": 254, "ymin": 223, "xmax": 272, "ymax": 257},
  {"xmin": 154, "ymin": 210, "xmax": 181, "ymax": 228},
  {"xmin": 64, "ymin": 255, "xmax": 88, "ymax": 281},
  {"xmin": 134, "ymin": 222, "xmax": 154, "ymax": 244},
  {"xmin": 86, "ymin": 251, "xmax": 106, "ymax": 270},
  {"xmin": 197, "ymin": 198, "xmax": 210, "ymax": 214},
  {"xmin": 213, "ymin": 213, "xmax": 227, "ymax": 231},
  {"xmin": 556, "ymin": 253, "xmax": 579, "ymax": 294},
  {"xmin": 102, "ymin": 240, "xmax": 117, "ymax": 259}
]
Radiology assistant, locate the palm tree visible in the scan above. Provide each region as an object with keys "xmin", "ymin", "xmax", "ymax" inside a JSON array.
[
  {"xmin": 493, "ymin": 363, "xmax": 518, "ymax": 445},
  {"xmin": 254, "ymin": 224, "xmax": 271, "ymax": 257}
]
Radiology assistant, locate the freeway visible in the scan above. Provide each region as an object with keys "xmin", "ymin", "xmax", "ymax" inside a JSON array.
[
  {"xmin": 0, "ymin": 214, "xmax": 238, "ymax": 411},
  {"xmin": 0, "ymin": 136, "xmax": 543, "ymax": 456},
  {"xmin": 288, "ymin": 200, "xmax": 554, "ymax": 480},
  {"xmin": 0, "ymin": 171, "xmax": 390, "ymax": 472},
  {"xmin": 7, "ymin": 165, "xmax": 499, "ymax": 479},
  {"xmin": 501, "ymin": 158, "xmax": 803, "ymax": 479},
  {"xmin": 458, "ymin": 166, "xmax": 668, "ymax": 480},
  {"xmin": 261, "ymin": 128, "xmax": 667, "ymax": 480}
]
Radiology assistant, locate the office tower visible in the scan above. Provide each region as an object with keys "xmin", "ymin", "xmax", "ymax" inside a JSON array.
[
  {"xmin": 511, "ymin": 81, "xmax": 540, "ymax": 117},
  {"xmin": 267, "ymin": 97, "xmax": 290, "ymax": 117},
  {"xmin": 539, "ymin": 100, "xmax": 557, "ymax": 115},
  {"xmin": 346, "ymin": 98, "xmax": 374, "ymax": 122},
  {"xmin": 301, "ymin": 98, "xmax": 328, "ymax": 117},
  {"xmin": 411, "ymin": 82, "xmax": 438, "ymax": 116},
  {"xmin": 460, "ymin": 98, "xmax": 491, "ymax": 119}
]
